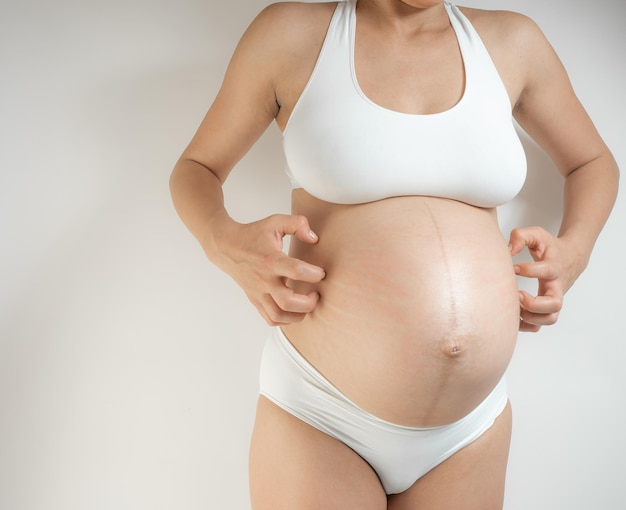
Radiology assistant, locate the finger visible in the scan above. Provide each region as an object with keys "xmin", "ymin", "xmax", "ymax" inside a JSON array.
[
  {"xmin": 519, "ymin": 290, "xmax": 562, "ymax": 327},
  {"xmin": 520, "ymin": 308, "xmax": 560, "ymax": 327},
  {"xmin": 273, "ymin": 286, "xmax": 320, "ymax": 314},
  {"xmin": 519, "ymin": 317, "xmax": 542, "ymax": 333},
  {"xmin": 508, "ymin": 226, "xmax": 549, "ymax": 257},
  {"xmin": 260, "ymin": 308, "xmax": 307, "ymax": 326},
  {"xmin": 519, "ymin": 290, "xmax": 563, "ymax": 315},
  {"xmin": 273, "ymin": 254, "xmax": 326, "ymax": 283},
  {"xmin": 259, "ymin": 293, "xmax": 312, "ymax": 326},
  {"xmin": 514, "ymin": 261, "xmax": 559, "ymax": 280},
  {"xmin": 275, "ymin": 214, "xmax": 320, "ymax": 245}
]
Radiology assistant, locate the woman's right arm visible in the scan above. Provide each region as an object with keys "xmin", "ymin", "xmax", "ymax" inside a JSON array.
[{"xmin": 169, "ymin": 4, "xmax": 325, "ymax": 325}]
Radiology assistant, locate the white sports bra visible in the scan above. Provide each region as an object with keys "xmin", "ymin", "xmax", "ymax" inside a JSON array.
[{"xmin": 282, "ymin": 0, "xmax": 527, "ymax": 207}]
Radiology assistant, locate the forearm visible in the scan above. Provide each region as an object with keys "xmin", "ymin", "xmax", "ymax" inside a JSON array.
[
  {"xmin": 558, "ymin": 149, "xmax": 619, "ymax": 269},
  {"xmin": 169, "ymin": 159, "xmax": 240, "ymax": 266}
]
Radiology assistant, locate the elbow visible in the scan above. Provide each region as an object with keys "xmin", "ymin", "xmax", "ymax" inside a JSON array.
[
  {"xmin": 568, "ymin": 147, "xmax": 620, "ymax": 187},
  {"xmin": 169, "ymin": 157, "xmax": 222, "ymax": 196},
  {"xmin": 169, "ymin": 158, "xmax": 187, "ymax": 201},
  {"xmin": 605, "ymin": 150, "xmax": 620, "ymax": 194}
]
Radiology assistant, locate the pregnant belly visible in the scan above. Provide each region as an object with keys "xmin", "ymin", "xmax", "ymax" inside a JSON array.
[{"xmin": 282, "ymin": 192, "xmax": 520, "ymax": 427}]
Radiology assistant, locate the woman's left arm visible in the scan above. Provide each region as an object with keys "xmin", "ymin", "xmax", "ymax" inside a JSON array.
[{"xmin": 507, "ymin": 14, "xmax": 619, "ymax": 332}]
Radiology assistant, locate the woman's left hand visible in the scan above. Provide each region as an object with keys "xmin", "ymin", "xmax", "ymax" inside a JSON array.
[{"xmin": 508, "ymin": 226, "xmax": 585, "ymax": 333}]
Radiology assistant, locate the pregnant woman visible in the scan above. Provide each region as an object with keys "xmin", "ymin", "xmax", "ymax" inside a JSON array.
[{"xmin": 169, "ymin": 1, "xmax": 618, "ymax": 508}]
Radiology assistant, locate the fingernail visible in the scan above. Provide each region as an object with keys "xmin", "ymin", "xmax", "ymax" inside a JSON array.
[
  {"xmin": 514, "ymin": 265, "xmax": 521, "ymax": 274},
  {"xmin": 309, "ymin": 230, "xmax": 318, "ymax": 241},
  {"xmin": 519, "ymin": 292, "xmax": 524, "ymax": 303}
]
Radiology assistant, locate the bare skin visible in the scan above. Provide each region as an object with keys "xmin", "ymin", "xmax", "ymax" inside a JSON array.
[
  {"xmin": 282, "ymin": 194, "xmax": 518, "ymax": 426},
  {"xmin": 170, "ymin": 0, "xmax": 619, "ymax": 507},
  {"xmin": 250, "ymin": 397, "xmax": 512, "ymax": 509}
]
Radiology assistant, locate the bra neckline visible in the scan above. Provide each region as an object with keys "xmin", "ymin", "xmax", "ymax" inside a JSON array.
[{"xmin": 349, "ymin": 1, "xmax": 469, "ymax": 118}]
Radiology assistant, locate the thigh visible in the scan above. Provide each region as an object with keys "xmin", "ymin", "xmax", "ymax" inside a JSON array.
[
  {"xmin": 388, "ymin": 401, "xmax": 513, "ymax": 510},
  {"xmin": 249, "ymin": 396, "xmax": 387, "ymax": 510}
]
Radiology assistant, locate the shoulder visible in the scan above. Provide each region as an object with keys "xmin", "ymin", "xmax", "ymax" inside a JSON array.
[
  {"xmin": 237, "ymin": 2, "xmax": 339, "ymax": 106},
  {"xmin": 255, "ymin": 1, "xmax": 338, "ymax": 22},
  {"xmin": 222, "ymin": 2, "xmax": 337, "ymax": 91},
  {"xmin": 242, "ymin": 2, "xmax": 338, "ymax": 52},
  {"xmin": 458, "ymin": 6, "xmax": 553, "ymax": 63},
  {"xmin": 457, "ymin": 6, "xmax": 561, "ymax": 107},
  {"xmin": 228, "ymin": 2, "xmax": 338, "ymax": 85},
  {"xmin": 213, "ymin": 2, "xmax": 339, "ymax": 126}
]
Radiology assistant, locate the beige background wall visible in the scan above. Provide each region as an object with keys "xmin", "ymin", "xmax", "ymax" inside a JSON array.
[{"xmin": 1, "ymin": 0, "xmax": 624, "ymax": 508}]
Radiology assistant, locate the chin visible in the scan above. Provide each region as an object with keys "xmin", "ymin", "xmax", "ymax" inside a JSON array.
[{"xmin": 400, "ymin": 0, "xmax": 445, "ymax": 8}]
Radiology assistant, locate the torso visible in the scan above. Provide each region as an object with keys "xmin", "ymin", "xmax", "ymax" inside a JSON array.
[
  {"xmin": 273, "ymin": 1, "xmax": 526, "ymax": 427},
  {"xmin": 282, "ymin": 192, "xmax": 519, "ymax": 426}
]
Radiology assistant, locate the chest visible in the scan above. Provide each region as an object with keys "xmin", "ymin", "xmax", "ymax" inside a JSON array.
[
  {"xmin": 279, "ymin": 1, "xmax": 528, "ymax": 207},
  {"xmin": 276, "ymin": 9, "xmax": 521, "ymax": 130},
  {"xmin": 353, "ymin": 24, "xmax": 465, "ymax": 116}
]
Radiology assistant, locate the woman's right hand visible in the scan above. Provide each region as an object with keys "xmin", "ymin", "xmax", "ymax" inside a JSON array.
[{"xmin": 210, "ymin": 214, "xmax": 325, "ymax": 326}]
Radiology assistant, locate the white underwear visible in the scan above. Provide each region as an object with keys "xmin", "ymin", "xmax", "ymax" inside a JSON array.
[{"xmin": 258, "ymin": 327, "xmax": 508, "ymax": 495}]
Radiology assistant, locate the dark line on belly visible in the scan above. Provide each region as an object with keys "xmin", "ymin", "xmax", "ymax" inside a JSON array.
[{"xmin": 423, "ymin": 202, "xmax": 458, "ymax": 332}]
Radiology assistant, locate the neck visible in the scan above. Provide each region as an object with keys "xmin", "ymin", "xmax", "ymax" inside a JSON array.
[{"xmin": 356, "ymin": 0, "xmax": 449, "ymax": 35}]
